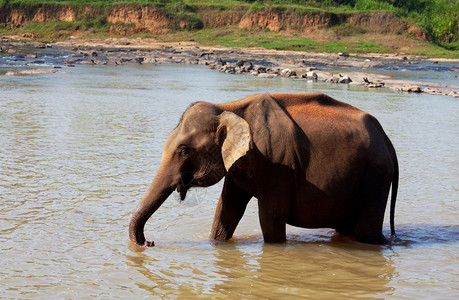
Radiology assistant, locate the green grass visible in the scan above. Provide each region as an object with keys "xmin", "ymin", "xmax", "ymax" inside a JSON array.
[
  {"xmin": 154, "ymin": 27, "xmax": 458, "ymax": 58},
  {"xmin": 1, "ymin": 21, "xmax": 75, "ymax": 41},
  {"xmin": 0, "ymin": 19, "xmax": 114, "ymax": 42}
]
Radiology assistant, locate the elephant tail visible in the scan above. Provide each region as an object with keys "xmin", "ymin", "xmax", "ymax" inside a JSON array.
[{"xmin": 390, "ymin": 151, "xmax": 399, "ymax": 236}]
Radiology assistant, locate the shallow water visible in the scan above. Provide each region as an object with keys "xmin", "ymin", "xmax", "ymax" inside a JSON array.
[{"xmin": 0, "ymin": 62, "xmax": 458, "ymax": 298}]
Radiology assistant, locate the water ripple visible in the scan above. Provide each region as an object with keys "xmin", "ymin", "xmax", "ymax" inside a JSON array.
[{"xmin": 0, "ymin": 63, "xmax": 457, "ymax": 298}]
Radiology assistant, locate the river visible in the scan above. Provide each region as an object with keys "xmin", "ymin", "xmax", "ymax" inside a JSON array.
[{"xmin": 0, "ymin": 60, "xmax": 458, "ymax": 298}]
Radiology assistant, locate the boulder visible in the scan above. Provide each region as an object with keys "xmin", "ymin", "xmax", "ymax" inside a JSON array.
[
  {"xmin": 235, "ymin": 60, "xmax": 253, "ymax": 69},
  {"xmin": 401, "ymin": 86, "xmax": 422, "ymax": 93},
  {"xmin": 258, "ymin": 73, "xmax": 278, "ymax": 78},
  {"xmin": 268, "ymin": 68, "xmax": 280, "ymax": 75},
  {"xmin": 338, "ymin": 75, "xmax": 352, "ymax": 84},
  {"xmin": 330, "ymin": 76, "xmax": 340, "ymax": 83},
  {"xmin": 366, "ymin": 82, "xmax": 385, "ymax": 88},
  {"xmin": 280, "ymin": 69, "xmax": 297, "ymax": 77},
  {"xmin": 221, "ymin": 65, "xmax": 236, "ymax": 74},
  {"xmin": 134, "ymin": 57, "xmax": 145, "ymax": 64},
  {"xmin": 302, "ymin": 71, "xmax": 318, "ymax": 79},
  {"xmin": 198, "ymin": 60, "xmax": 210, "ymax": 65},
  {"xmin": 254, "ymin": 66, "xmax": 267, "ymax": 73}
]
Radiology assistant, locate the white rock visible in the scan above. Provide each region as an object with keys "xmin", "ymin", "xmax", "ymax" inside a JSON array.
[
  {"xmin": 338, "ymin": 75, "xmax": 352, "ymax": 84},
  {"xmin": 258, "ymin": 73, "xmax": 277, "ymax": 78},
  {"xmin": 305, "ymin": 71, "xmax": 318, "ymax": 79}
]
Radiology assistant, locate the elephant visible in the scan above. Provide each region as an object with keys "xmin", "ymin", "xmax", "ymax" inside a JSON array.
[{"xmin": 129, "ymin": 93, "xmax": 398, "ymax": 247}]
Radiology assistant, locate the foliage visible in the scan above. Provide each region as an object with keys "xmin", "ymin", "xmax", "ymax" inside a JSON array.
[
  {"xmin": 420, "ymin": 0, "xmax": 458, "ymax": 44},
  {"xmin": 81, "ymin": 16, "xmax": 108, "ymax": 30},
  {"xmin": 249, "ymin": 2, "xmax": 266, "ymax": 11},
  {"xmin": 353, "ymin": 0, "xmax": 395, "ymax": 11},
  {"xmin": 242, "ymin": 0, "xmax": 459, "ymax": 45}
]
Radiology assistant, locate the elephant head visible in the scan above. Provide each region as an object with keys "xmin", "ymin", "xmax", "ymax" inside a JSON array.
[{"xmin": 129, "ymin": 102, "xmax": 251, "ymax": 247}]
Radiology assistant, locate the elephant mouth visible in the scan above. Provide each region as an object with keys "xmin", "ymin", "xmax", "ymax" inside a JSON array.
[
  {"xmin": 177, "ymin": 173, "xmax": 194, "ymax": 200},
  {"xmin": 176, "ymin": 183, "xmax": 189, "ymax": 200}
]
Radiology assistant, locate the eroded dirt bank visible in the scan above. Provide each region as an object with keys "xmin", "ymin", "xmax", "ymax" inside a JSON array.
[
  {"xmin": 0, "ymin": 3, "xmax": 426, "ymax": 38},
  {"xmin": 2, "ymin": 37, "xmax": 457, "ymax": 98}
]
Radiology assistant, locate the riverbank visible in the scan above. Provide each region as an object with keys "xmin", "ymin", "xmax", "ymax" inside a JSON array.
[
  {"xmin": 1, "ymin": 37, "xmax": 458, "ymax": 98},
  {"xmin": 1, "ymin": 1, "xmax": 458, "ymax": 59}
]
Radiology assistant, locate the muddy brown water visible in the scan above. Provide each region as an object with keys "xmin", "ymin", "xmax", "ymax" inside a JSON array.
[{"xmin": 1, "ymin": 64, "xmax": 458, "ymax": 298}]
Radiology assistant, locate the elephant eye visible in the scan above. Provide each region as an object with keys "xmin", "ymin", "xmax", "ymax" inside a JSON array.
[{"xmin": 178, "ymin": 146, "xmax": 190, "ymax": 157}]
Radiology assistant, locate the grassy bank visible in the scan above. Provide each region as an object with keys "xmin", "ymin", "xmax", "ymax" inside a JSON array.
[
  {"xmin": 0, "ymin": 0, "xmax": 458, "ymax": 58},
  {"xmin": 157, "ymin": 27, "xmax": 459, "ymax": 58}
]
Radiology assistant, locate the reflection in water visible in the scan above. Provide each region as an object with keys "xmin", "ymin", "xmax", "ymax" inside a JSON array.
[
  {"xmin": 125, "ymin": 237, "xmax": 396, "ymax": 298},
  {"xmin": 211, "ymin": 242, "xmax": 395, "ymax": 298},
  {"xmin": 0, "ymin": 64, "xmax": 458, "ymax": 298}
]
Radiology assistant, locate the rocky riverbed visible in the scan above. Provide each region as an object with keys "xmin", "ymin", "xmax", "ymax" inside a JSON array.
[{"xmin": 2, "ymin": 37, "xmax": 458, "ymax": 98}]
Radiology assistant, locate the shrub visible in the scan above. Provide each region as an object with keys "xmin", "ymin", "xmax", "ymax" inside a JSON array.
[{"xmin": 420, "ymin": 0, "xmax": 458, "ymax": 44}]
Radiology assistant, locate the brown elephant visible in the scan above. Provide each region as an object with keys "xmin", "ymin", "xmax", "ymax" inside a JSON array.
[{"xmin": 129, "ymin": 93, "xmax": 398, "ymax": 247}]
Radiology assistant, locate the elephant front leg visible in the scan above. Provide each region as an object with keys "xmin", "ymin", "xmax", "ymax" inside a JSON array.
[
  {"xmin": 257, "ymin": 177, "xmax": 292, "ymax": 243},
  {"xmin": 211, "ymin": 176, "xmax": 252, "ymax": 241},
  {"xmin": 258, "ymin": 199, "xmax": 288, "ymax": 243}
]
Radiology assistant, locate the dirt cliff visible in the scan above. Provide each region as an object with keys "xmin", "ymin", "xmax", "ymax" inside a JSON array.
[
  {"xmin": 239, "ymin": 8, "xmax": 337, "ymax": 32},
  {"xmin": 0, "ymin": 4, "xmax": 425, "ymax": 39},
  {"xmin": 106, "ymin": 4, "xmax": 175, "ymax": 33},
  {"xmin": 0, "ymin": 4, "xmax": 77, "ymax": 27},
  {"xmin": 197, "ymin": 6, "xmax": 247, "ymax": 28},
  {"xmin": 239, "ymin": 8, "xmax": 416, "ymax": 35}
]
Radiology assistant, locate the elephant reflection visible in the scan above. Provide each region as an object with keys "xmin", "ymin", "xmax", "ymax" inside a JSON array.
[{"xmin": 209, "ymin": 240, "xmax": 396, "ymax": 297}]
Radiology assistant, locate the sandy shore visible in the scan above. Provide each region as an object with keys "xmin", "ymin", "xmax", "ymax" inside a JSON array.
[{"xmin": 3, "ymin": 37, "xmax": 459, "ymax": 97}]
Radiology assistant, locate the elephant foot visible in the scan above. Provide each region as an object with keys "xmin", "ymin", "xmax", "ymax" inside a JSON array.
[
  {"xmin": 211, "ymin": 226, "xmax": 233, "ymax": 241},
  {"xmin": 134, "ymin": 240, "xmax": 155, "ymax": 247},
  {"xmin": 356, "ymin": 233, "xmax": 388, "ymax": 245},
  {"xmin": 145, "ymin": 240, "xmax": 155, "ymax": 247}
]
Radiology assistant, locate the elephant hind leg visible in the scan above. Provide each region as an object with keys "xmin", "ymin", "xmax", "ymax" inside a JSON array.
[
  {"xmin": 354, "ymin": 172, "xmax": 392, "ymax": 245},
  {"xmin": 355, "ymin": 227, "xmax": 388, "ymax": 244},
  {"xmin": 354, "ymin": 210, "xmax": 389, "ymax": 244},
  {"xmin": 335, "ymin": 224, "xmax": 354, "ymax": 236}
]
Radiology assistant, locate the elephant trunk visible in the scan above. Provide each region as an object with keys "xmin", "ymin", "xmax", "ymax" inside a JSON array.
[{"xmin": 129, "ymin": 170, "xmax": 175, "ymax": 247}]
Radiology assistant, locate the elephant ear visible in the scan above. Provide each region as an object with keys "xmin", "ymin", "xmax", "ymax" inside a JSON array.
[
  {"xmin": 217, "ymin": 111, "xmax": 252, "ymax": 171},
  {"xmin": 245, "ymin": 94, "xmax": 308, "ymax": 168}
]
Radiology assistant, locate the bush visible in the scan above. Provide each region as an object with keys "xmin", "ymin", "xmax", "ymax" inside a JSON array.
[
  {"xmin": 82, "ymin": 16, "xmax": 108, "ymax": 30},
  {"xmin": 353, "ymin": 0, "xmax": 395, "ymax": 11},
  {"xmin": 420, "ymin": 0, "xmax": 458, "ymax": 44}
]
